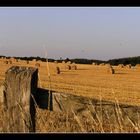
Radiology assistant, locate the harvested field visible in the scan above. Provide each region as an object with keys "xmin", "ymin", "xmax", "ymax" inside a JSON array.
[
  {"xmin": 0, "ymin": 60, "xmax": 140, "ymax": 106},
  {"xmin": 1, "ymin": 60, "xmax": 140, "ymax": 133}
]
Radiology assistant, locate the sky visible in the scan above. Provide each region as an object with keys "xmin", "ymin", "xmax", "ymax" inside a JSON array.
[{"xmin": 0, "ymin": 7, "xmax": 140, "ymax": 60}]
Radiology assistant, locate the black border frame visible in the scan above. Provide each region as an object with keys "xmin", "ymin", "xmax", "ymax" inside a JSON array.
[
  {"xmin": 0, "ymin": 0, "xmax": 140, "ymax": 139},
  {"xmin": 0, "ymin": 0, "xmax": 140, "ymax": 7}
]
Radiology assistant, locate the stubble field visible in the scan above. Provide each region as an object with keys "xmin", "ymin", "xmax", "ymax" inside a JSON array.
[{"xmin": 0, "ymin": 59, "xmax": 140, "ymax": 106}]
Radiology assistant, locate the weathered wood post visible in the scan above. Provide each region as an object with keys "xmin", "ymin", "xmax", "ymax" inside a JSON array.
[{"xmin": 3, "ymin": 66, "xmax": 38, "ymax": 132}]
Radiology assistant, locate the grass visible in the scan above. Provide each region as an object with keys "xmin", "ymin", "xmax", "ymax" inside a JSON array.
[
  {"xmin": 34, "ymin": 94, "xmax": 140, "ymax": 133},
  {"xmin": 0, "ymin": 93, "xmax": 140, "ymax": 133}
]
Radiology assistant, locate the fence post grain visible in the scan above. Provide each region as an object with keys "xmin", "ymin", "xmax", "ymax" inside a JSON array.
[{"xmin": 3, "ymin": 66, "xmax": 38, "ymax": 132}]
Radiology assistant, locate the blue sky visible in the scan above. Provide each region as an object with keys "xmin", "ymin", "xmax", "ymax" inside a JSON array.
[{"xmin": 0, "ymin": 7, "xmax": 140, "ymax": 60}]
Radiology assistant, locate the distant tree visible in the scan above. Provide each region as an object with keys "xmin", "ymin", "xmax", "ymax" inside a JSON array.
[{"xmin": 65, "ymin": 58, "xmax": 70, "ymax": 63}]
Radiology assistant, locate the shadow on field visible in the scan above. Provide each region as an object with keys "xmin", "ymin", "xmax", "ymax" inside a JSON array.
[
  {"xmin": 35, "ymin": 88, "xmax": 53, "ymax": 111},
  {"xmin": 61, "ymin": 73, "xmax": 79, "ymax": 76},
  {"xmin": 115, "ymin": 72, "xmax": 127, "ymax": 74},
  {"xmin": 76, "ymin": 69, "xmax": 89, "ymax": 70}
]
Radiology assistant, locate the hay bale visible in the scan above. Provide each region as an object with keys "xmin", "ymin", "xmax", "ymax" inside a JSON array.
[
  {"xmin": 54, "ymin": 61, "xmax": 58, "ymax": 64},
  {"xmin": 4, "ymin": 61, "xmax": 8, "ymax": 64},
  {"xmin": 62, "ymin": 61, "xmax": 65, "ymax": 64},
  {"xmin": 26, "ymin": 60, "xmax": 29, "ymax": 64},
  {"xmin": 35, "ymin": 63, "xmax": 40, "ymax": 67},
  {"xmin": 107, "ymin": 66, "xmax": 115, "ymax": 74},
  {"xmin": 66, "ymin": 65, "xmax": 71, "ymax": 70},
  {"xmin": 92, "ymin": 62, "xmax": 96, "ymax": 65},
  {"xmin": 67, "ymin": 61, "xmax": 72, "ymax": 64},
  {"xmin": 32, "ymin": 59, "xmax": 36, "ymax": 62},
  {"xmin": 126, "ymin": 64, "xmax": 131, "ymax": 69},
  {"xmin": 17, "ymin": 59, "xmax": 20, "ymax": 62},
  {"xmin": 71, "ymin": 65, "xmax": 77, "ymax": 70},
  {"xmin": 56, "ymin": 67, "xmax": 60, "ymax": 74},
  {"xmin": 118, "ymin": 64, "xmax": 124, "ymax": 68},
  {"xmin": 100, "ymin": 63, "xmax": 105, "ymax": 66},
  {"xmin": 106, "ymin": 63, "xmax": 111, "ymax": 68},
  {"xmin": 37, "ymin": 60, "xmax": 42, "ymax": 62},
  {"xmin": 10, "ymin": 57, "xmax": 16, "ymax": 61},
  {"xmin": 36, "ymin": 60, "xmax": 42, "ymax": 64},
  {"xmin": 135, "ymin": 64, "xmax": 140, "ymax": 68},
  {"xmin": 15, "ymin": 59, "xmax": 18, "ymax": 62},
  {"xmin": 9, "ymin": 61, "xmax": 12, "ymax": 64}
]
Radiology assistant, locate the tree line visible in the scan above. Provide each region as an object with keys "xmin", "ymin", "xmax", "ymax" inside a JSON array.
[
  {"xmin": 0, "ymin": 55, "xmax": 140, "ymax": 66},
  {"xmin": 107, "ymin": 56, "xmax": 140, "ymax": 66}
]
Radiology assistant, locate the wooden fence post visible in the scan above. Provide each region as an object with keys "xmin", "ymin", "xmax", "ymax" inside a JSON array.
[{"xmin": 3, "ymin": 66, "xmax": 38, "ymax": 132}]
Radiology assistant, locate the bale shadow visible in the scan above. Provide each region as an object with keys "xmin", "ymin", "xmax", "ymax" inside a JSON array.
[
  {"xmin": 115, "ymin": 73, "xmax": 127, "ymax": 74},
  {"xmin": 62, "ymin": 73, "xmax": 79, "ymax": 76},
  {"xmin": 35, "ymin": 88, "xmax": 54, "ymax": 111},
  {"xmin": 76, "ymin": 69, "xmax": 89, "ymax": 70}
]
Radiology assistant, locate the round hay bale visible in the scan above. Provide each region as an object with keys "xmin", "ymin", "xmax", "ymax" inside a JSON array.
[
  {"xmin": 67, "ymin": 61, "xmax": 72, "ymax": 64},
  {"xmin": 15, "ymin": 59, "xmax": 18, "ymax": 62},
  {"xmin": 54, "ymin": 61, "xmax": 58, "ymax": 64},
  {"xmin": 118, "ymin": 64, "xmax": 124, "ymax": 68},
  {"xmin": 17, "ymin": 59, "xmax": 21, "ymax": 62},
  {"xmin": 32, "ymin": 59, "xmax": 36, "ymax": 62},
  {"xmin": 62, "ymin": 61, "xmax": 65, "ymax": 64},
  {"xmin": 9, "ymin": 61, "xmax": 12, "ymax": 64},
  {"xmin": 135, "ymin": 64, "xmax": 140, "ymax": 68},
  {"xmin": 35, "ymin": 63, "xmax": 40, "ymax": 67},
  {"xmin": 100, "ymin": 63, "xmax": 105, "ymax": 66},
  {"xmin": 4, "ymin": 61, "xmax": 8, "ymax": 64},
  {"xmin": 92, "ymin": 62, "xmax": 96, "ymax": 65},
  {"xmin": 107, "ymin": 66, "xmax": 115, "ymax": 74},
  {"xmin": 56, "ymin": 66, "xmax": 60, "ymax": 74},
  {"xmin": 26, "ymin": 60, "xmax": 29, "ymax": 64},
  {"xmin": 71, "ymin": 65, "xmax": 77, "ymax": 70},
  {"xmin": 111, "ymin": 68, "xmax": 115, "ymax": 74},
  {"xmin": 37, "ymin": 60, "xmax": 42, "ymax": 62},
  {"xmin": 106, "ymin": 63, "xmax": 111, "ymax": 68},
  {"xmin": 10, "ymin": 57, "xmax": 15, "ymax": 61},
  {"xmin": 66, "ymin": 65, "xmax": 71, "ymax": 70},
  {"xmin": 126, "ymin": 64, "xmax": 131, "ymax": 69}
]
